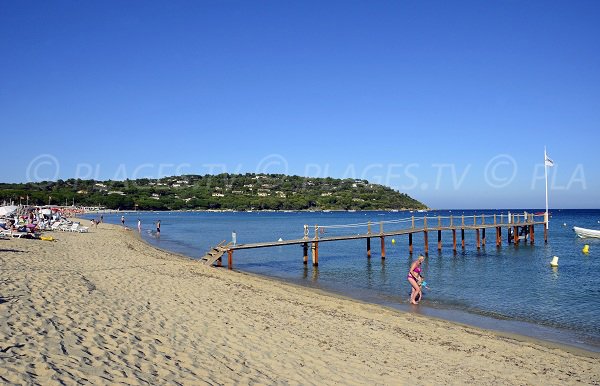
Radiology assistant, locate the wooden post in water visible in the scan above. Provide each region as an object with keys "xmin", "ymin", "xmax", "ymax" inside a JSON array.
[
  {"xmin": 437, "ymin": 230, "xmax": 442, "ymax": 251},
  {"xmin": 366, "ymin": 238, "xmax": 371, "ymax": 258},
  {"xmin": 452, "ymin": 229, "xmax": 457, "ymax": 252},
  {"xmin": 303, "ymin": 242, "xmax": 308, "ymax": 265},
  {"xmin": 544, "ymin": 224, "xmax": 548, "ymax": 243},
  {"xmin": 461, "ymin": 229, "xmax": 465, "ymax": 249},
  {"xmin": 312, "ymin": 242, "xmax": 319, "ymax": 266},
  {"xmin": 514, "ymin": 226, "xmax": 519, "ymax": 245},
  {"xmin": 411, "ymin": 216, "xmax": 415, "ymax": 228},
  {"xmin": 496, "ymin": 227, "xmax": 501, "ymax": 247},
  {"xmin": 424, "ymin": 230, "xmax": 429, "ymax": 254},
  {"xmin": 228, "ymin": 250, "xmax": 233, "ymax": 270},
  {"xmin": 482, "ymin": 228, "xmax": 486, "ymax": 247},
  {"xmin": 409, "ymin": 233, "xmax": 413, "ymax": 254},
  {"xmin": 380, "ymin": 236, "xmax": 386, "ymax": 259},
  {"xmin": 476, "ymin": 229, "xmax": 480, "ymax": 249},
  {"xmin": 531, "ymin": 225, "xmax": 535, "ymax": 244}
]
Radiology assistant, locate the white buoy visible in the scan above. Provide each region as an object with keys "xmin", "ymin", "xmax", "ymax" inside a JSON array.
[
  {"xmin": 563, "ymin": 223, "xmax": 566, "ymax": 226},
  {"xmin": 278, "ymin": 237, "xmax": 283, "ymax": 242},
  {"xmin": 550, "ymin": 256, "xmax": 559, "ymax": 267}
]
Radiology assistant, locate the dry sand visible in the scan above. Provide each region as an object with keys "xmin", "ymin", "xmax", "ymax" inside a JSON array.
[{"xmin": 1, "ymin": 222, "xmax": 599, "ymax": 385}]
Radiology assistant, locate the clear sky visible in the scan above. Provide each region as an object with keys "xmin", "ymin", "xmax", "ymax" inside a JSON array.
[{"xmin": 1, "ymin": 1, "xmax": 599, "ymax": 209}]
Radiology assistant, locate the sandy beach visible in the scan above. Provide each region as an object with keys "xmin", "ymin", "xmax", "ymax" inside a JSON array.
[{"xmin": 1, "ymin": 222, "xmax": 599, "ymax": 385}]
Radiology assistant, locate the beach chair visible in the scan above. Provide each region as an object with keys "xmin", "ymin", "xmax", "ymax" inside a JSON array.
[
  {"xmin": 66, "ymin": 223, "xmax": 80, "ymax": 232},
  {"xmin": 75, "ymin": 224, "xmax": 89, "ymax": 233},
  {"xmin": 59, "ymin": 222, "xmax": 74, "ymax": 231},
  {"xmin": 0, "ymin": 229, "xmax": 28, "ymax": 238}
]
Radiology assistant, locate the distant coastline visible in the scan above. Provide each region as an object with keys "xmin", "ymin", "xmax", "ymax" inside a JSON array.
[{"xmin": 0, "ymin": 173, "xmax": 427, "ymax": 212}]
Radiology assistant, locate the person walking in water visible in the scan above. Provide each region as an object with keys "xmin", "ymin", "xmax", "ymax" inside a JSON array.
[
  {"xmin": 121, "ymin": 215, "xmax": 125, "ymax": 226},
  {"xmin": 156, "ymin": 220, "xmax": 161, "ymax": 236},
  {"xmin": 407, "ymin": 255, "xmax": 425, "ymax": 305},
  {"xmin": 137, "ymin": 218, "xmax": 141, "ymax": 233}
]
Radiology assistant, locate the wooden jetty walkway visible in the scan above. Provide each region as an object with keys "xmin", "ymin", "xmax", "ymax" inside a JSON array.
[{"xmin": 200, "ymin": 212, "xmax": 549, "ymax": 269}]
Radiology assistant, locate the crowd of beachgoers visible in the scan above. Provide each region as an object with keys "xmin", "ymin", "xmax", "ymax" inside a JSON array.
[{"xmin": 0, "ymin": 205, "xmax": 89, "ymax": 239}]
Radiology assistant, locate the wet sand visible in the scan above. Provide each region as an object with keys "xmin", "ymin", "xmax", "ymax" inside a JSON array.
[{"xmin": 1, "ymin": 222, "xmax": 598, "ymax": 385}]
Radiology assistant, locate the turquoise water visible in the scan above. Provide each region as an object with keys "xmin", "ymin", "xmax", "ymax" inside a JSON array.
[{"xmin": 86, "ymin": 209, "xmax": 600, "ymax": 352}]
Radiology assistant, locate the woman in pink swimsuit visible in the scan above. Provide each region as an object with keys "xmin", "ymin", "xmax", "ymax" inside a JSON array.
[{"xmin": 407, "ymin": 255, "xmax": 425, "ymax": 305}]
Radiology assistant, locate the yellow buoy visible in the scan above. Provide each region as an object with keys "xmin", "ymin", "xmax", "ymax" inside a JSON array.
[
  {"xmin": 391, "ymin": 238, "xmax": 396, "ymax": 244},
  {"xmin": 550, "ymin": 256, "xmax": 559, "ymax": 267},
  {"xmin": 582, "ymin": 244, "xmax": 590, "ymax": 254}
]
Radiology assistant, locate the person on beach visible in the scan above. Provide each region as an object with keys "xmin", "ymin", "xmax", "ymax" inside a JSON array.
[
  {"xmin": 100, "ymin": 214, "xmax": 103, "ymax": 223},
  {"xmin": 121, "ymin": 215, "xmax": 125, "ymax": 226},
  {"xmin": 407, "ymin": 255, "xmax": 425, "ymax": 305},
  {"xmin": 137, "ymin": 218, "xmax": 141, "ymax": 233},
  {"xmin": 156, "ymin": 220, "xmax": 161, "ymax": 236}
]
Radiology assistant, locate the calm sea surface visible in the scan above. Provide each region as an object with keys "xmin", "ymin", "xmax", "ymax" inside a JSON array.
[{"xmin": 85, "ymin": 209, "xmax": 600, "ymax": 352}]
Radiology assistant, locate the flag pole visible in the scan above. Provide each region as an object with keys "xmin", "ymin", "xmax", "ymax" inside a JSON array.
[{"xmin": 544, "ymin": 147, "xmax": 549, "ymax": 228}]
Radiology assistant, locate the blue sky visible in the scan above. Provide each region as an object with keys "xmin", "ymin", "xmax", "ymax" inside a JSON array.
[{"xmin": 1, "ymin": 1, "xmax": 599, "ymax": 208}]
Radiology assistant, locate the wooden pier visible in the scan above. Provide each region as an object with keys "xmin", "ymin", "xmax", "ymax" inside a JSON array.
[{"xmin": 200, "ymin": 212, "xmax": 548, "ymax": 269}]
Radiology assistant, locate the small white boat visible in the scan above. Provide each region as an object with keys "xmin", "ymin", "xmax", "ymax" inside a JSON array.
[{"xmin": 573, "ymin": 226, "xmax": 600, "ymax": 238}]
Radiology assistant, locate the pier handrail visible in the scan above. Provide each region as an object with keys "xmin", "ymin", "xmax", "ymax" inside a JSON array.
[{"xmin": 310, "ymin": 212, "xmax": 544, "ymax": 233}]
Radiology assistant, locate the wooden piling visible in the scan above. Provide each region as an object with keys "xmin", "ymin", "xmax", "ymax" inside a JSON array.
[
  {"xmin": 452, "ymin": 229, "xmax": 457, "ymax": 252},
  {"xmin": 312, "ymin": 242, "xmax": 319, "ymax": 266},
  {"xmin": 303, "ymin": 242, "xmax": 308, "ymax": 265},
  {"xmin": 437, "ymin": 230, "xmax": 442, "ymax": 251},
  {"xmin": 514, "ymin": 226, "xmax": 519, "ymax": 245},
  {"xmin": 380, "ymin": 236, "xmax": 386, "ymax": 259},
  {"xmin": 482, "ymin": 228, "xmax": 486, "ymax": 246},
  {"xmin": 424, "ymin": 231, "xmax": 429, "ymax": 254},
  {"xmin": 228, "ymin": 249, "xmax": 233, "ymax": 270},
  {"xmin": 409, "ymin": 233, "xmax": 413, "ymax": 254},
  {"xmin": 461, "ymin": 229, "xmax": 465, "ymax": 249},
  {"xmin": 366, "ymin": 238, "xmax": 371, "ymax": 258},
  {"xmin": 530, "ymin": 225, "xmax": 535, "ymax": 244},
  {"xmin": 476, "ymin": 229, "xmax": 480, "ymax": 249}
]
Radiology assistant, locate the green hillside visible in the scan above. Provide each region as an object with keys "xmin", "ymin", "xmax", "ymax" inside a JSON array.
[{"xmin": 0, "ymin": 174, "xmax": 427, "ymax": 211}]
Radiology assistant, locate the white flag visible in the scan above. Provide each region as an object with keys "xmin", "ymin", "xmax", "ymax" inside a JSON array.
[{"xmin": 545, "ymin": 153, "xmax": 554, "ymax": 167}]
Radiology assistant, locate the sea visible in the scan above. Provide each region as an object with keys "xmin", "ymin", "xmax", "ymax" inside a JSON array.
[{"xmin": 83, "ymin": 209, "xmax": 600, "ymax": 353}]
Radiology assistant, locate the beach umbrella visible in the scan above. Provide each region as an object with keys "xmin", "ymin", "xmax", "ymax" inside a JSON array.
[{"xmin": 0, "ymin": 205, "xmax": 18, "ymax": 216}]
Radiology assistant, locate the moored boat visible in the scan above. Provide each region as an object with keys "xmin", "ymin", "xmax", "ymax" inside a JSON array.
[{"xmin": 573, "ymin": 226, "xmax": 600, "ymax": 238}]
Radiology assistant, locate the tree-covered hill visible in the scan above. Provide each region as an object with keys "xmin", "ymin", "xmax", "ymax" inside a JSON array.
[{"xmin": 0, "ymin": 174, "xmax": 427, "ymax": 211}]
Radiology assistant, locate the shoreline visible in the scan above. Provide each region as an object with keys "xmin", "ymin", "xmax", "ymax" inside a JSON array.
[
  {"xmin": 1, "ymin": 221, "xmax": 599, "ymax": 384},
  {"xmin": 88, "ymin": 218, "xmax": 600, "ymax": 356},
  {"xmin": 123, "ymin": 213, "xmax": 600, "ymax": 355}
]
